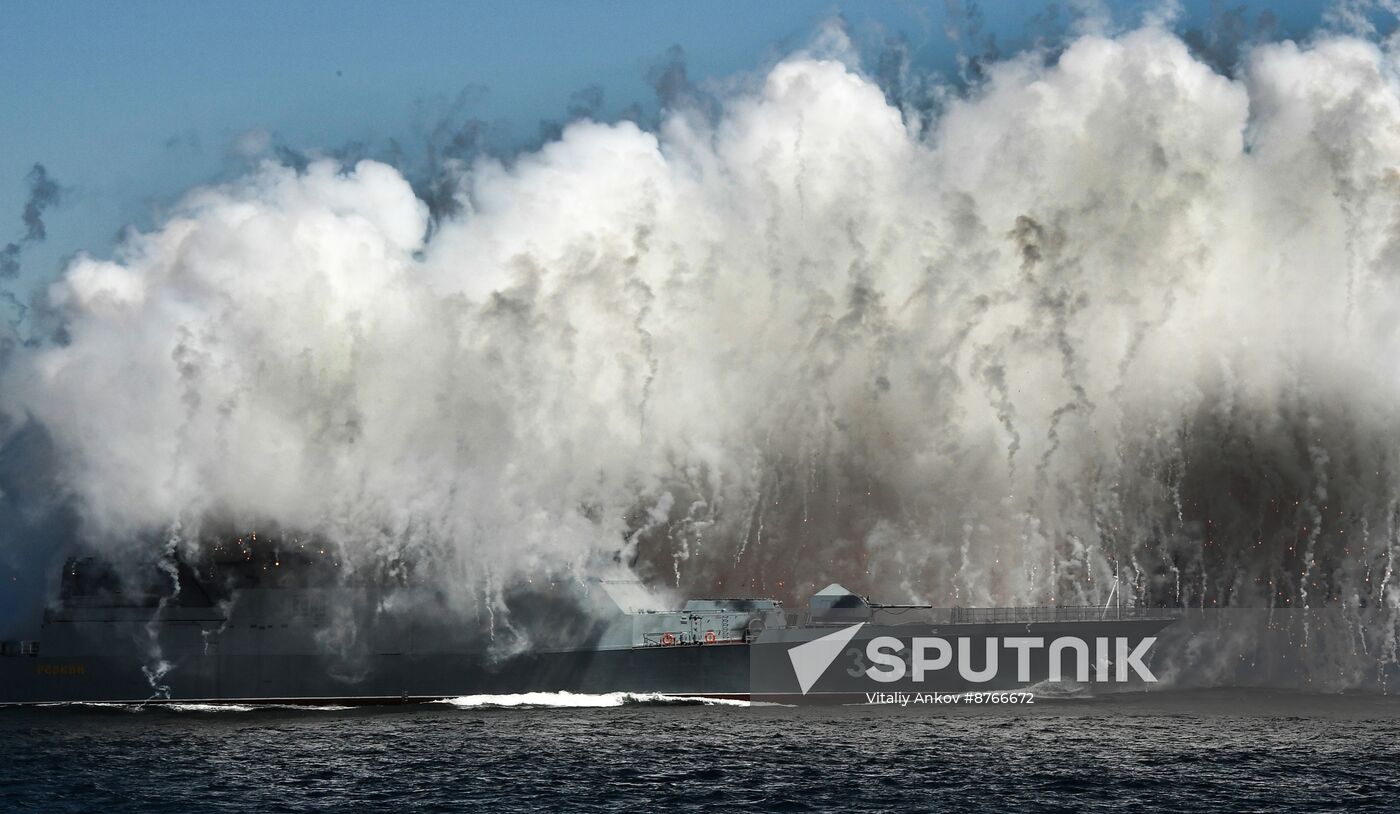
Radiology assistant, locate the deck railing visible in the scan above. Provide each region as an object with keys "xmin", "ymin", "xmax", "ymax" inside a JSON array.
[
  {"xmin": 785, "ymin": 605, "xmax": 1182, "ymax": 627},
  {"xmin": 946, "ymin": 605, "xmax": 1180, "ymax": 624}
]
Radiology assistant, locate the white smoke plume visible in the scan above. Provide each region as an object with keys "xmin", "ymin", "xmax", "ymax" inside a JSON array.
[{"xmin": 7, "ymin": 22, "xmax": 1400, "ymax": 621}]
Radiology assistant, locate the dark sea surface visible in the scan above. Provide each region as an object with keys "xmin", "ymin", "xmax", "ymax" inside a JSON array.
[{"xmin": 3, "ymin": 690, "xmax": 1398, "ymax": 812}]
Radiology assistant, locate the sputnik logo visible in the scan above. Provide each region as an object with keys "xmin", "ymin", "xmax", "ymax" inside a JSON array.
[{"xmin": 787, "ymin": 623, "xmax": 866, "ymax": 695}]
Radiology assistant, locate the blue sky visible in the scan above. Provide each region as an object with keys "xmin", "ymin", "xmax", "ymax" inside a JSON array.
[{"xmin": 0, "ymin": 1, "xmax": 1340, "ymax": 294}]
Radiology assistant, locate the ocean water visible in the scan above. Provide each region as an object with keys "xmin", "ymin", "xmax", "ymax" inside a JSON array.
[{"xmin": 3, "ymin": 690, "xmax": 1398, "ymax": 812}]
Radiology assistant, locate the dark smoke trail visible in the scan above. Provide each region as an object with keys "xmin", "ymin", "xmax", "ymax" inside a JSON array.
[{"xmin": 1, "ymin": 163, "xmax": 64, "ymax": 279}]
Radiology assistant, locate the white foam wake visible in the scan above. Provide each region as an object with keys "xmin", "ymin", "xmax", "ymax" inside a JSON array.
[
  {"xmin": 433, "ymin": 691, "xmax": 748, "ymax": 709},
  {"xmin": 1022, "ymin": 680, "xmax": 1094, "ymax": 699},
  {"xmin": 161, "ymin": 703, "xmax": 354, "ymax": 712}
]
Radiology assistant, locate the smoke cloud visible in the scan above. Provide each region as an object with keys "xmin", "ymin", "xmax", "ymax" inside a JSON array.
[{"xmin": 5, "ymin": 21, "xmax": 1400, "ymax": 641}]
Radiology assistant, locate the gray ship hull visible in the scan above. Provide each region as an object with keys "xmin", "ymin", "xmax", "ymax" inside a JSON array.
[
  {"xmin": 0, "ymin": 645, "xmax": 756, "ymax": 705},
  {"xmin": 1, "ymin": 574, "xmax": 1178, "ymax": 705},
  {"xmin": 1, "ymin": 620, "xmax": 1173, "ymax": 705}
]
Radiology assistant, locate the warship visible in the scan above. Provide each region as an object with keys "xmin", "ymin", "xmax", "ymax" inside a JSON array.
[{"xmin": 0, "ymin": 544, "xmax": 1178, "ymax": 704}]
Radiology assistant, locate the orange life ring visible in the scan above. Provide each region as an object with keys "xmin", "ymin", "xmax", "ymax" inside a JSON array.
[
  {"xmin": 660, "ymin": 632, "xmax": 676, "ymax": 646},
  {"xmin": 703, "ymin": 631, "xmax": 718, "ymax": 644}
]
